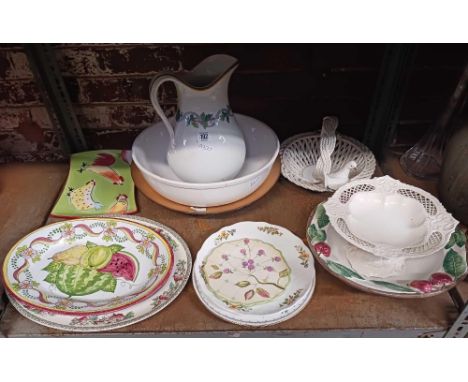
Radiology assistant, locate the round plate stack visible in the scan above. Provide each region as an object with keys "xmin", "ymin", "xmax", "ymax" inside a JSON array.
[
  {"xmin": 193, "ymin": 222, "xmax": 316, "ymax": 326},
  {"xmin": 132, "ymin": 114, "xmax": 280, "ymax": 214},
  {"xmin": 306, "ymin": 176, "xmax": 467, "ymax": 297},
  {"xmin": 2, "ymin": 216, "xmax": 191, "ymax": 332}
]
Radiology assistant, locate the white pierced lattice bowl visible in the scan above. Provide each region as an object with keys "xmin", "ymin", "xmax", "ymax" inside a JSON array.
[
  {"xmin": 323, "ymin": 176, "xmax": 459, "ymax": 258},
  {"xmin": 280, "ymin": 131, "xmax": 376, "ymax": 192}
]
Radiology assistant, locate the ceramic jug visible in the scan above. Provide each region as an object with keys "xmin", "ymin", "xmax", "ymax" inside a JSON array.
[{"xmin": 150, "ymin": 54, "xmax": 246, "ymax": 183}]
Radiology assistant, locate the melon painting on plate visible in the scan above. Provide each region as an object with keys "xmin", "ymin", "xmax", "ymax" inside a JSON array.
[
  {"xmin": 51, "ymin": 150, "xmax": 137, "ymax": 217},
  {"xmin": 42, "ymin": 241, "xmax": 139, "ymax": 296}
]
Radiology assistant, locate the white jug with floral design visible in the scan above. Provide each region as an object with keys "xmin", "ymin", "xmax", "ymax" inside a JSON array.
[{"xmin": 150, "ymin": 55, "xmax": 246, "ymax": 183}]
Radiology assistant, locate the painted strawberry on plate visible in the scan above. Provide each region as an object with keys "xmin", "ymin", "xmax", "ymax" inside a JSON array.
[{"xmin": 43, "ymin": 241, "xmax": 139, "ymax": 296}]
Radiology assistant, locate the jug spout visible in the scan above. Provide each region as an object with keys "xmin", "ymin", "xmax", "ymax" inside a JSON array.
[{"xmin": 179, "ymin": 54, "xmax": 239, "ymax": 89}]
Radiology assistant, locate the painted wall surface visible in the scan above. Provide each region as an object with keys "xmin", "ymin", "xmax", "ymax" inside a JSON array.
[{"xmin": 0, "ymin": 44, "xmax": 466, "ymax": 162}]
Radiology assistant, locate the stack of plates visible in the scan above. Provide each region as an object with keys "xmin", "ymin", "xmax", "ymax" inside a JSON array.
[
  {"xmin": 2, "ymin": 216, "xmax": 191, "ymax": 332},
  {"xmin": 132, "ymin": 114, "xmax": 280, "ymax": 211},
  {"xmin": 306, "ymin": 176, "xmax": 467, "ymax": 297},
  {"xmin": 192, "ymin": 222, "xmax": 316, "ymax": 326}
]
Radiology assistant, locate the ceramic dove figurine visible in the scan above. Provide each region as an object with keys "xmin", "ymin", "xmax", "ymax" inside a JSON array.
[{"xmin": 324, "ymin": 160, "xmax": 357, "ymax": 190}]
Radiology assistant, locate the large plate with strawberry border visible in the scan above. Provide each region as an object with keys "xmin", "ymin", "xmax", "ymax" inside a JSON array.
[
  {"xmin": 193, "ymin": 222, "xmax": 316, "ymax": 326},
  {"xmin": 307, "ymin": 203, "xmax": 468, "ymax": 298},
  {"xmin": 2, "ymin": 218, "xmax": 175, "ymax": 315},
  {"xmin": 4, "ymin": 215, "xmax": 192, "ymax": 332}
]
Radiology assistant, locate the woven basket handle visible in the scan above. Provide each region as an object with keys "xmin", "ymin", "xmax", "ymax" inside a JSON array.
[{"xmin": 313, "ymin": 116, "xmax": 339, "ymax": 180}]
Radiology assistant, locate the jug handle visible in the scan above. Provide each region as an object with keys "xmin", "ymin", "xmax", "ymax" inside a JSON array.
[{"xmin": 149, "ymin": 74, "xmax": 178, "ymax": 147}]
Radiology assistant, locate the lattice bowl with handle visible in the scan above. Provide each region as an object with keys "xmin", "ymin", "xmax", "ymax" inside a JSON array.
[{"xmin": 280, "ymin": 132, "xmax": 376, "ymax": 192}]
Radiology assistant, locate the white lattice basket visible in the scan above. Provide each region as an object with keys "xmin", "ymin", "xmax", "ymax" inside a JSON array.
[
  {"xmin": 323, "ymin": 176, "xmax": 459, "ymax": 258},
  {"xmin": 280, "ymin": 131, "xmax": 376, "ymax": 192}
]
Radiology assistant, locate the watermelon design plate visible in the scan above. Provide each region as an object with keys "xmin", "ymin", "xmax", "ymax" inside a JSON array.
[
  {"xmin": 5, "ymin": 216, "xmax": 192, "ymax": 332},
  {"xmin": 2, "ymin": 218, "xmax": 174, "ymax": 315},
  {"xmin": 307, "ymin": 203, "xmax": 468, "ymax": 298},
  {"xmin": 193, "ymin": 222, "xmax": 316, "ymax": 326}
]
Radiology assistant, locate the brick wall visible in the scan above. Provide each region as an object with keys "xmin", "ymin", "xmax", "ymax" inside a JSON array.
[{"xmin": 0, "ymin": 44, "xmax": 466, "ymax": 162}]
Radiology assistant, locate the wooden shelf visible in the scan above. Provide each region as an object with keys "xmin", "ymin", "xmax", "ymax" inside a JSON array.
[{"xmin": 0, "ymin": 157, "xmax": 466, "ymax": 337}]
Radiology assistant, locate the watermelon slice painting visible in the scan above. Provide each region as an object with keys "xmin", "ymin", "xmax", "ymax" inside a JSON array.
[{"xmin": 43, "ymin": 241, "xmax": 139, "ymax": 297}]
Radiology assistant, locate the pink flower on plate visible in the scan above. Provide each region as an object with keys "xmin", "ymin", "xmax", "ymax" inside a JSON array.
[
  {"xmin": 243, "ymin": 239, "xmax": 250, "ymax": 244},
  {"xmin": 223, "ymin": 268, "xmax": 233, "ymax": 274},
  {"xmin": 104, "ymin": 227, "xmax": 117, "ymax": 237},
  {"xmin": 221, "ymin": 254, "xmax": 229, "ymax": 261},
  {"xmin": 18, "ymin": 281, "xmax": 33, "ymax": 289},
  {"xmin": 242, "ymin": 259, "xmax": 255, "ymax": 271},
  {"xmin": 272, "ymin": 256, "xmax": 281, "ymax": 262},
  {"xmin": 139, "ymin": 236, "xmax": 152, "ymax": 249},
  {"xmin": 21, "ymin": 247, "xmax": 37, "ymax": 259},
  {"xmin": 314, "ymin": 242, "xmax": 331, "ymax": 257},
  {"xmin": 60, "ymin": 223, "xmax": 75, "ymax": 239},
  {"xmin": 240, "ymin": 248, "xmax": 247, "ymax": 256},
  {"xmin": 264, "ymin": 266, "xmax": 275, "ymax": 272},
  {"xmin": 257, "ymin": 249, "xmax": 265, "ymax": 256},
  {"xmin": 56, "ymin": 298, "xmax": 73, "ymax": 308}
]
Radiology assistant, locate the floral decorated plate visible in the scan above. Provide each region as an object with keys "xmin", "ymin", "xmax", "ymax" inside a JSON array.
[
  {"xmin": 3, "ymin": 218, "xmax": 174, "ymax": 315},
  {"xmin": 307, "ymin": 203, "xmax": 467, "ymax": 298},
  {"xmin": 193, "ymin": 222, "xmax": 316, "ymax": 326},
  {"xmin": 5, "ymin": 216, "xmax": 192, "ymax": 332}
]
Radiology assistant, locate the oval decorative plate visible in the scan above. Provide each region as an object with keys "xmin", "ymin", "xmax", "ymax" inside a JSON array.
[
  {"xmin": 307, "ymin": 203, "xmax": 468, "ymax": 298},
  {"xmin": 193, "ymin": 222, "xmax": 316, "ymax": 326},
  {"xmin": 5, "ymin": 216, "xmax": 192, "ymax": 332},
  {"xmin": 3, "ymin": 218, "xmax": 174, "ymax": 315}
]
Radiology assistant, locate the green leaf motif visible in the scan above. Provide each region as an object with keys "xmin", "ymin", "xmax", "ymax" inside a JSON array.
[
  {"xmin": 209, "ymin": 271, "xmax": 223, "ymax": 279},
  {"xmin": 326, "ymin": 260, "xmax": 363, "ymax": 279},
  {"xmin": 316, "ymin": 204, "xmax": 330, "ymax": 229},
  {"xmin": 109, "ymin": 244, "xmax": 124, "ymax": 254},
  {"xmin": 86, "ymin": 241, "xmax": 97, "ymax": 249},
  {"xmin": 307, "ymin": 224, "xmax": 326, "ymax": 243},
  {"xmin": 236, "ymin": 281, "xmax": 250, "ymax": 288},
  {"xmin": 445, "ymin": 230, "xmax": 466, "ymax": 249},
  {"xmin": 211, "ymin": 265, "xmax": 219, "ymax": 270},
  {"xmin": 279, "ymin": 269, "xmax": 290, "ymax": 278},
  {"xmin": 443, "ymin": 249, "xmax": 467, "ymax": 278},
  {"xmin": 32, "ymin": 255, "xmax": 41, "ymax": 263},
  {"xmin": 371, "ymin": 280, "xmax": 414, "ymax": 292},
  {"xmin": 15, "ymin": 245, "xmax": 28, "ymax": 256}
]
